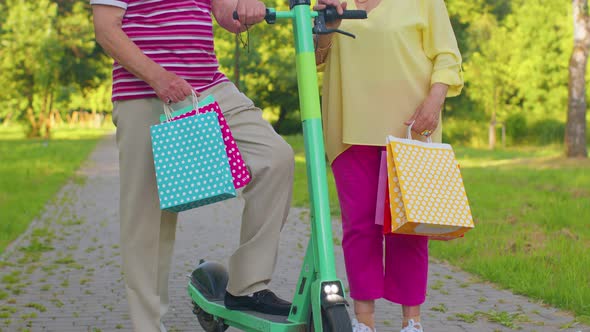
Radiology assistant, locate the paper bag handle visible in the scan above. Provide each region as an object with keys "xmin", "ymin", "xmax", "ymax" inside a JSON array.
[{"xmin": 162, "ymin": 90, "xmax": 199, "ymax": 122}]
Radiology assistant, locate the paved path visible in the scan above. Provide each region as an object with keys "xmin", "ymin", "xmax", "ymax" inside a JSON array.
[{"xmin": 1, "ymin": 135, "xmax": 588, "ymax": 332}]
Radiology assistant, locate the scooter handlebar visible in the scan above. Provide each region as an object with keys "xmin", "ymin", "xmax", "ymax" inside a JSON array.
[
  {"xmin": 231, "ymin": 6, "xmax": 367, "ymax": 22},
  {"xmin": 323, "ymin": 7, "xmax": 367, "ymax": 22}
]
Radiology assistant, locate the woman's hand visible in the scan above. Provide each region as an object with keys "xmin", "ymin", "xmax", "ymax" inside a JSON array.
[
  {"xmin": 404, "ymin": 83, "xmax": 449, "ymax": 137},
  {"xmin": 313, "ymin": 0, "xmax": 348, "ymax": 29}
]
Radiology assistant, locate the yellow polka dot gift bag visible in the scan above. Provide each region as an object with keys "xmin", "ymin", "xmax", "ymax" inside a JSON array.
[{"xmin": 384, "ymin": 128, "xmax": 474, "ymax": 240}]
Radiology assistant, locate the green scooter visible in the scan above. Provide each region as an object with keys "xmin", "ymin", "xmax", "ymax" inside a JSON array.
[{"xmin": 188, "ymin": 2, "xmax": 366, "ymax": 331}]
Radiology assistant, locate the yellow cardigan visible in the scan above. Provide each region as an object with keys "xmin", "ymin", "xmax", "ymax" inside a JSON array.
[{"xmin": 321, "ymin": 0, "xmax": 464, "ymax": 164}]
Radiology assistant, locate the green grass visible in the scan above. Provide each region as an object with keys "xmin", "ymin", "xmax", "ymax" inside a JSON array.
[
  {"xmin": 286, "ymin": 135, "xmax": 590, "ymax": 318},
  {"xmin": 0, "ymin": 125, "xmax": 113, "ymax": 254}
]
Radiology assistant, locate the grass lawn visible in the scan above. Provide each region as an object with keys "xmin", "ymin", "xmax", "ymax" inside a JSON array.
[
  {"xmin": 285, "ymin": 135, "xmax": 590, "ymax": 320},
  {"xmin": 0, "ymin": 125, "xmax": 114, "ymax": 254}
]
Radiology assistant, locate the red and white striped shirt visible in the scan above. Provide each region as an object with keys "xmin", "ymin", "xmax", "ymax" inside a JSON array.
[{"xmin": 90, "ymin": 0, "xmax": 230, "ymax": 101}]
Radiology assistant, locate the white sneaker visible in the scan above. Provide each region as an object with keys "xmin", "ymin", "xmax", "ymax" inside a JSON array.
[
  {"xmin": 400, "ymin": 319, "xmax": 423, "ymax": 332},
  {"xmin": 352, "ymin": 319, "xmax": 376, "ymax": 332}
]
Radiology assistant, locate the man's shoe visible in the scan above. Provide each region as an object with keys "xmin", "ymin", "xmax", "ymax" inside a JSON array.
[{"xmin": 224, "ymin": 289, "xmax": 291, "ymax": 316}]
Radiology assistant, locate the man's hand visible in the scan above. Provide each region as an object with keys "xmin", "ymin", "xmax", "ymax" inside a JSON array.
[
  {"xmin": 314, "ymin": 0, "xmax": 348, "ymax": 29},
  {"xmin": 404, "ymin": 83, "xmax": 449, "ymax": 138}
]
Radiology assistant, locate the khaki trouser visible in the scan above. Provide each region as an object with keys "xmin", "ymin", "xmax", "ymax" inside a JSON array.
[{"xmin": 113, "ymin": 82, "xmax": 294, "ymax": 332}]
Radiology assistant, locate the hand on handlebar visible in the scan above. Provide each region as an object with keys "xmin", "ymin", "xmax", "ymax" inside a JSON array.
[
  {"xmin": 314, "ymin": 0, "xmax": 348, "ymax": 29},
  {"xmin": 233, "ymin": 0, "xmax": 266, "ymax": 30}
]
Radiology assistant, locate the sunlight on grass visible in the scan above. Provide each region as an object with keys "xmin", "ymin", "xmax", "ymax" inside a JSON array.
[
  {"xmin": 294, "ymin": 155, "xmax": 306, "ymax": 163},
  {"xmin": 455, "ymin": 145, "xmax": 562, "ymax": 168},
  {"xmin": 0, "ymin": 124, "xmax": 114, "ymax": 140}
]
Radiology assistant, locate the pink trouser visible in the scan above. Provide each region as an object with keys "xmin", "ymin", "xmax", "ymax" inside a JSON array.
[{"xmin": 331, "ymin": 145, "xmax": 429, "ymax": 306}]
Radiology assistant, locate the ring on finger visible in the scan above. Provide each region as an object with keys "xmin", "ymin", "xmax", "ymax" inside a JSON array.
[{"xmin": 420, "ymin": 129, "xmax": 432, "ymax": 137}]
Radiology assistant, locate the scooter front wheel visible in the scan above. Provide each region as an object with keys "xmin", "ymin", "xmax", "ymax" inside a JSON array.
[
  {"xmin": 192, "ymin": 302, "xmax": 228, "ymax": 332},
  {"xmin": 307, "ymin": 305, "xmax": 353, "ymax": 332}
]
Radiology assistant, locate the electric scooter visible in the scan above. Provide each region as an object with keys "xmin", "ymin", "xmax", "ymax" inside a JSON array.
[{"xmin": 188, "ymin": 2, "xmax": 366, "ymax": 331}]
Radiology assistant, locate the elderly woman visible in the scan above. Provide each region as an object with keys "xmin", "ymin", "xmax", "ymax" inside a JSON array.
[{"xmin": 315, "ymin": 1, "xmax": 464, "ymax": 331}]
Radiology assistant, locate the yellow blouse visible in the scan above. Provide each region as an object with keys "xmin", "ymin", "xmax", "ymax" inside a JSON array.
[{"xmin": 321, "ymin": 0, "xmax": 464, "ymax": 164}]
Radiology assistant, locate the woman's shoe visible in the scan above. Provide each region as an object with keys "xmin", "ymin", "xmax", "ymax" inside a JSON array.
[
  {"xmin": 400, "ymin": 319, "xmax": 423, "ymax": 332},
  {"xmin": 352, "ymin": 319, "xmax": 376, "ymax": 332}
]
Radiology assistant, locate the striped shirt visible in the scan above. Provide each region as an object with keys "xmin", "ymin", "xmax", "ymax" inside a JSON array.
[{"xmin": 90, "ymin": 0, "xmax": 230, "ymax": 101}]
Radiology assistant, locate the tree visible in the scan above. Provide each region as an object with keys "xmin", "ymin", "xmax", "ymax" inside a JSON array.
[
  {"xmin": 566, "ymin": 0, "xmax": 589, "ymax": 157},
  {"xmin": 463, "ymin": 14, "xmax": 516, "ymax": 149},
  {"xmin": 0, "ymin": 0, "xmax": 107, "ymax": 136},
  {"xmin": 56, "ymin": 2, "xmax": 113, "ymax": 125},
  {"xmin": 458, "ymin": 0, "xmax": 573, "ymax": 147},
  {"xmin": 0, "ymin": 0, "xmax": 61, "ymax": 137}
]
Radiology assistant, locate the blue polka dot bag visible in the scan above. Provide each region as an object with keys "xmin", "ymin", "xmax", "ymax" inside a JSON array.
[{"xmin": 150, "ymin": 104, "xmax": 236, "ymax": 212}]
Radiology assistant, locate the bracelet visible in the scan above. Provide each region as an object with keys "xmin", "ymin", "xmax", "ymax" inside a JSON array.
[
  {"xmin": 315, "ymin": 39, "xmax": 333, "ymax": 53},
  {"xmin": 315, "ymin": 39, "xmax": 333, "ymax": 64}
]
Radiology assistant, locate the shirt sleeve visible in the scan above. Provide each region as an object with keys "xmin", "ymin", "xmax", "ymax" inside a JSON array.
[
  {"xmin": 422, "ymin": 0, "xmax": 463, "ymax": 97},
  {"xmin": 89, "ymin": 0, "xmax": 128, "ymax": 9}
]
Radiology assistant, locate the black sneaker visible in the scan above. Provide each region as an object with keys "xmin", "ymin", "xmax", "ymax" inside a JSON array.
[{"xmin": 224, "ymin": 289, "xmax": 291, "ymax": 316}]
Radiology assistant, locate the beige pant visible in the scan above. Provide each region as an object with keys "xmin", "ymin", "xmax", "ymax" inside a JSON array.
[{"xmin": 113, "ymin": 82, "xmax": 294, "ymax": 332}]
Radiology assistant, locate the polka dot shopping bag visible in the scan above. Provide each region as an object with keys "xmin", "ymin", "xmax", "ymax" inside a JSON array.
[
  {"xmin": 159, "ymin": 93, "xmax": 251, "ymax": 190},
  {"xmin": 150, "ymin": 103, "xmax": 236, "ymax": 212},
  {"xmin": 384, "ymin": 127, "xmax": 474, "ymax": 239}
]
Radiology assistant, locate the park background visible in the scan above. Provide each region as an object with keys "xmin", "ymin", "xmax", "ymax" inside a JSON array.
[{"xmin": 0, "ymin": 0, "xmax": 589, "ymax": 329}]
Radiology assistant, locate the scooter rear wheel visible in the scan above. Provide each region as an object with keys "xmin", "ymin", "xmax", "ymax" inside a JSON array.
[
  {"xmin": 192, "ymin": 302, "xmax": 228, "ymax": 332},
  {"xmin": 307, "ymin": 305, "xmax": 353, "ymax": 332}
]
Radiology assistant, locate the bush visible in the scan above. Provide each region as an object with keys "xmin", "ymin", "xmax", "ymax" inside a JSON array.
[
  {"xmin": 505, "ymin": 112, "xmax": 528, "ymax": 144},
  {"xmin": 442, "ymin": 119, "xmax": 488, "ymax": 146},
  {"xmin": 528, "ymin": 119, "xmax": 565, "ymax": 145},
  {"xmin": 443, "ymin": 118, "xmax": 588, "ymax": 148},
  {"xmin": 273, "ymin": 109, "xmax": 302, "ymax": 135}
]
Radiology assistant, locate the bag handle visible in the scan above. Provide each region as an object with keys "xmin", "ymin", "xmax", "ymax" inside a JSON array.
[
  {"xmin": 162, "ymin": 90, "xmax": 200, "ymax": 122},
  {"xmin": 406, "ymin": 121, "xmax": 432, "ymax": 143}
]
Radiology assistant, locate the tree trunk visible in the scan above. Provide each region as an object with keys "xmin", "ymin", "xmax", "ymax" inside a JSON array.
[
  {"xmin": 26, "ymin": 107, "xmax": 42, "ymax": 138},
  {"xmin": 44, "ymin": 90, "xmax": 55, "ymax": 139},
  {"xmin": 24, "ymin": 89, "xmax": 44, "ymax": 138},
  {"xmin": 501, "ymin": 122, "xmax": 506, "ymax": 148},
  {"xmin": 273, "ymin": 105, "xmax": 288, "ymax": 134},
  {"xmin": 2, "ymin": 112, "xmax": 13, "ymax": 126},
  {"xmin": 489, "ymin": 112, "xmax": 497, "ymax": 150},
  {"xmin": 566, "ymin": 0, "xmax": 589, "ymax": 158}
]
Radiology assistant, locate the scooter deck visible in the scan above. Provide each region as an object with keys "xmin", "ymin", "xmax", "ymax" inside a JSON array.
[
  {"xmin": 201, "ymin": 298, "xmax": 291, "ymax": 323},
  {"xmin": 189, "ymin": 281, "xmax": 301, "ymax": 327}
]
